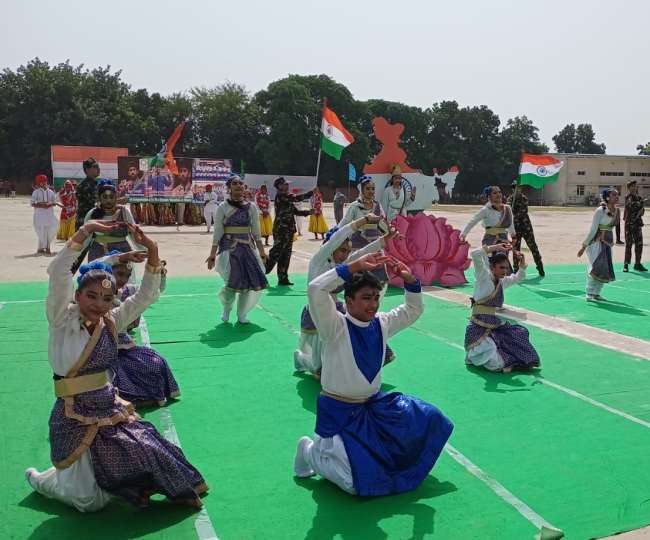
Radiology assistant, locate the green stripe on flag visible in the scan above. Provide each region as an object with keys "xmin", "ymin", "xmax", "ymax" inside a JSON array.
[
  {"xmin": 320, "ymin": 135, "xmax": 344, "ymax": 160},
  {"xmin": 519, "ymin": 172, "xmax": 559, "ymax": 189}
]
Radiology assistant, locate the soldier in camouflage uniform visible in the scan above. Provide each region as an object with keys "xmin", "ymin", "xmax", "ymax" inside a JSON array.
[
  {"xmin": 75, "ymin": 157, "xmax": 101, "ymax": 230},
  {"xmin": 507, "ymin": 181, "xmax": 545, "ymax": 276},
  {"xmin": 623, "ymin": 180, "xmax": 647, "ymax": 272},
  {"xmin": 264, "ymin": 177, "xmax": 313, "ymax": 286}
]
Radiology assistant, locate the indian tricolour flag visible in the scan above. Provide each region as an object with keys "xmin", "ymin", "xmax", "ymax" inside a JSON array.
[
  {"xmin": 519, "ymin": 153, "xmax": 564, "ymax": 188},
  {"xmin": 51, "ymin": 145, "xmax": 129, "ymax": 189},
  {"xmin": 320, "ymin": 106, "xmax": 354, "ymax": 160}
]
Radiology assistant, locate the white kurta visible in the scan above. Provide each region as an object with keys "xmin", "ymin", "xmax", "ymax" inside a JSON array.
[
  {"xmin": 29, "ymin": 240, "xmax": 161, "ymax": 512},
  {"xmin": 583, "ymin": 206, "xmax": 616, "ymax": 296},
  {"xmin": 466, "ymin": 248, "xmax": 525, "ymax": 370},
  {"xmin": 204, "ymin": 192, "xmax": 219, "ymax": 227},
  {"xmin": 32, "ymin": 187, "xmax": 59, "ymax": 250},
  {"xmin": 380, "ymin": 186, "xmax": 414, "ymax": 222},
  {"xmin": 298, "ymin": 266, "xmax": 424, "ymax": 492},
  {"xmin": 338, "ymin": 199, "xmax": 384, "ymax": 227},
  {"xmin": 461, "ymin": 203, "xmax": 516, "ymax": 238},
  {"xmin": 294, "ymin": 222, "xmax": 385, "ymax": 373},
  {"xmin": 212, "ymin": 201, "xmax": 264, "ymax": 321}
]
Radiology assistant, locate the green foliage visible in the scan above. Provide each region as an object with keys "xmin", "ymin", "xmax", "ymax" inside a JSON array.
[
  {"xmin": 637, "ymin": 142, "xmax": 650, "ymax": 156},
  {"xmin": 0, "ymin": 58, "xmax": 573, "ymax": 197},
  {"xmin": 553, "ymin": 123, "xmax": 606, "ymax": 154}
]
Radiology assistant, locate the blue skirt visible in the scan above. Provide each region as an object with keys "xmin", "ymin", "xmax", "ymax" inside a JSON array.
[
  {"xmin": 315, "ymin": 392, "xmax": 453, "ymax": 496},
  {"xmin": 114, "ymin": 346, "xmax": 180, "ymax": 404}
]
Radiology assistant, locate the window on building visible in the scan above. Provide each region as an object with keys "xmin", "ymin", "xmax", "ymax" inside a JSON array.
[
  {"xmin": 631, "ymin": 172, "xmax": 649, "ymax": 177},
  {"xmin": 576, "ymin": 185, "xmax": 585, "ymax": 196},
  {"xmin": 600, "ymin": 171, "xmax": 625, "ymax": 176},
  {"xmin": 577, "ymin": 170, "xmax": 586, "ymax": 175}
]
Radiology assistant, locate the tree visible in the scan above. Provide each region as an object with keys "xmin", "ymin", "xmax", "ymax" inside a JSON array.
[
  {"xmin": 499, "ymin": 116, "xmax": 549, "ymax": 182},
  {"xmin": 553, "ymin": 123, "xmax": 606, "ymax": 154},
  {"xmin": 191, "ymin": 83, "xmax": 264, "ymax": 171},
  {"xmin": 552, "ymin": 124, "xmax": 577, "ymax": 153},
  {"xmin": 637, "ymin": 142, "xmax": 650, "ymax": 156}
]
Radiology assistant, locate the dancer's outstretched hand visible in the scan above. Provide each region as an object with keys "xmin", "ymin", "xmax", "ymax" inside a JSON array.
[
  {"xmin": 383, "ymin": 225, "xmax": 401, "ymax": 242},
  {"xmin": 206, "ymin": 255, "xmax": 216, "ymax": 270},
  {"xmin": 347, "ymin": 253, "xmax": 391, "ymax": 273},
  {"xmin": 513, "ymin": 250, "xmax": 527, "ymax": 268},
  {"xmin": 487, "ymin": 242, "xmax": 512, "ymax": 253},
  {"xmin": 577, "ymin": 246, "xmax": 585, "ymax": 257},
  {"xmin": 127, "ymin": 224, "xmax": 156, "ymax": 251}
]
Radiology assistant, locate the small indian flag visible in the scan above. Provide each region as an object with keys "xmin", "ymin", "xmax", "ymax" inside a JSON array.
[
  {"xmin": 320, "ymin": 106, "xmax": 354, "ymax": 160},
  {"xmin": 519, "ymin": 153, "xmax": 564, "ymax": 188}
]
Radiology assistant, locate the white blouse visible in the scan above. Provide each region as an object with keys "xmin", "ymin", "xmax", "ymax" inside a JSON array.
[
  {"xmin": 46, "ymin": 241, "xmax": 162, "ymax": 376},
  {"xmin": 308, "ymin": 267, "xmax": 423, "ymax": 400},
  {"xmin": 471, "ymin": 248, "xmax": 525, "ymax": 302},
  {"xmin": 461, "ymin": 203, "xmax": 516, "ymax": 238},
  {"xmin": 583, "ymin": 206, "xmax": 616, "ymax": 247},
  {"xmin": 338, "ymin": 200, "xmax": 384, "ymax": 227},
  {"xmin": 307, "ymin": 222, "xmax": 385, "ymax": 282},
  {"xmin": 211, "ymin": 201, "xmax": 262, "ymax": 247}
]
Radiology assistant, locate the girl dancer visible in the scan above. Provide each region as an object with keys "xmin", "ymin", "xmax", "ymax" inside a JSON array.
[
  {"xmin": 578, "ymin": 187, "xmax": 619, "ymax": 301},
  {"xmin": 255, "ymin": 184, "xmax": 273, "ymax": 246},
  {"xmin": 102, "ymin": 251, "xmax": 180, "ymax": 406},
  {"xmin": 461, "ymin": 185, "xmax": 516, "ymax": 249},
  {"xmin": 308, "ymin": 187, "xmax": 329, "ymax": 240},
  {"xmin": 57, "ymin": 180, "xmax": 78, "ymax": 241},
  {"xmin": 25, "ymin": 221, "xmax": 207, "ymax": 512},
  {"xmin": 205, "ymin": 175, "xmax": 268, "ymax": 324},
  {"xmin": 464, "ymin": 243, "xmax": 540, "ymax": 372},
  {"xmin": 380, "ymin": 166, "xmax": 416, "ymax": 222},
  {"xmin": 84, "ymin": 180, "xmax": 136, "ymax": 261}
]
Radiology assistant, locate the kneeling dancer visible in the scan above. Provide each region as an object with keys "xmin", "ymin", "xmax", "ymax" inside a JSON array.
[
  {"xmin": 294, "ymin": 253, "xmax": 453, "ymax": 496},
  {"xmin": 465, "ymin": 244, "xmax": 540, "ymax": 372},
  {"xmin": 26, "ymin": 221, "xmax": 207, "ymax": 512},
  {"xmin": 102, "ymin": 250, "xmax": 180, "ymax": 406}
]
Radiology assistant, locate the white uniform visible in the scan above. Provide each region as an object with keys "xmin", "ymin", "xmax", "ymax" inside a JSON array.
[
  {"xmin": 466, "ymin": 248, "xmax": 526, "ymax": 371},
  {"xmin": 32, "ymin": 187, "xmax": 59, "ymax": 251},
  {"xmin": 297, "ymin": 266, "xmax": 423, "ymax": 493},
  {"xmin": 380, "ymin": 185, "xmax": 414, "ymax": 222},
  {"xmin": 27, "ymin": 240, "xmax": 161, "ymax": 512},
  {"xmin": 294, "ymin": 222, "xmax": 385, "ymax": 373},
  {"xmin": 204, "ymin": 192, "xmax": 219, "ymax": 230}
]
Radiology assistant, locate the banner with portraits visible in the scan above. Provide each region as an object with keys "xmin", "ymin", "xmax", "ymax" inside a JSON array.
[{"xmin": 117, "ymin": 156, "xmax": 232, "ymax": 204}]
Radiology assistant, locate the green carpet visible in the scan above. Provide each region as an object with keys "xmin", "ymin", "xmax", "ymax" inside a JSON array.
[
  {"xmin": 451, "ymin": 262, "xmax": 650, "ymax": 342},
  {"xmin": 2, "ymin": 272, "xmax": 650, "ymax": 539}
]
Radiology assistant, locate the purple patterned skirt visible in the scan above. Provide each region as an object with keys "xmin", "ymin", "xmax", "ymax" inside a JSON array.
[
  {"xmin": 590, "ymin": 242, "xmax": 615, "ymax": 283},
  {"xmin": 224, "ymin": 244, "xmax": 268, "ymax": 292},
  {"xmin": 49, "ymin": 383, "xmax": 205, "ymax": 506},
  {"xmin": 88, "ymin": 239, "xmax": 132, "ymax": 262},
  {"xmin": 465, "ymin": 320, "xmax": 540, "ymax": 370},
  {"xmin": 114, "ymin": 345, "xmax": 180, "ymax": 405}
]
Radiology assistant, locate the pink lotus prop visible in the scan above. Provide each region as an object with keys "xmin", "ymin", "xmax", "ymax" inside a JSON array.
[{"xmin": 384, "ymin": 213, "xmax": 471, "ymax": 287}]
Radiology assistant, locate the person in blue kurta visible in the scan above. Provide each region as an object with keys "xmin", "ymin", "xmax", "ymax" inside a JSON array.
[{"xmin": 294, "ymin": 253, "xmax": 453, "ymax": 496}]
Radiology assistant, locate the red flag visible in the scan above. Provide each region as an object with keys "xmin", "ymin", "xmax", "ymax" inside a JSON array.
[{"xmin": 164, "ymin": 121, "xmax": 186, "ymax": 175}]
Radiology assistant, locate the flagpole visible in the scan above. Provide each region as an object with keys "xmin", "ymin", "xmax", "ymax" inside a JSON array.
[{"xmin": 315, "ymin": 97, "xmax": 327, "ymax": 187}]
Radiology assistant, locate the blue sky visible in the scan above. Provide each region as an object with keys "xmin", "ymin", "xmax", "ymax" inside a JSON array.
[{"xmin": 3, "ymin": 0, "xmax": 649, "ymax": 153}]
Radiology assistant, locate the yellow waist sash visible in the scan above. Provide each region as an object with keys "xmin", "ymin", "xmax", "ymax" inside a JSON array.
[
  {"xmin": 94, "ymin": 235, "xmax": 129, "ymax": 244},
  {"xmin": 472, "ymin": 305, "xmax": 497, "ymax": 315},
  {"xmin": 224, "ymin": 226, "xmax": 251, "ymax": 234},
  {"xmin": 598, "ymin": 225, "xmax": 613, "ymax": 231},
  {"xmin": 361, "ymin": 223, "xmax": 378, "ymax": 230},
  {"xmin": 321, "ymin": 390, "xmax": 370, "ymax": 404},
  {"xmin": 485, "ymin": 227, "xmax": 507, "ymax": 235},
  {"xmin": 54, "ymin": 370, "xmax": 110, "ymax": 397}
]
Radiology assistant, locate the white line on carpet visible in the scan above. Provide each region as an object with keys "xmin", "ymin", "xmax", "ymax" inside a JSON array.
[
  {"xmin": 412, "ymin": 326, "xmax": 650, "ymax": 431},
  {"xmin": 444, "ymin": 444, "xmax": 561, "ymax": 535},
  {"xmin": 135, "ymin": 267, "xmax": 219, "ymax": 540}
]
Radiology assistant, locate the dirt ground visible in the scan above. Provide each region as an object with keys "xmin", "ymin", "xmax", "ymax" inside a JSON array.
[{"xmin": 1, "ymin": 197, "xmax": 640, "ymax": 283}]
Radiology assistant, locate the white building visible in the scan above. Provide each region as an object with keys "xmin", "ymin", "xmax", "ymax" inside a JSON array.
[{"xmin": 535, "ymin": 154, "xmax": 650, "ymax": 205}]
